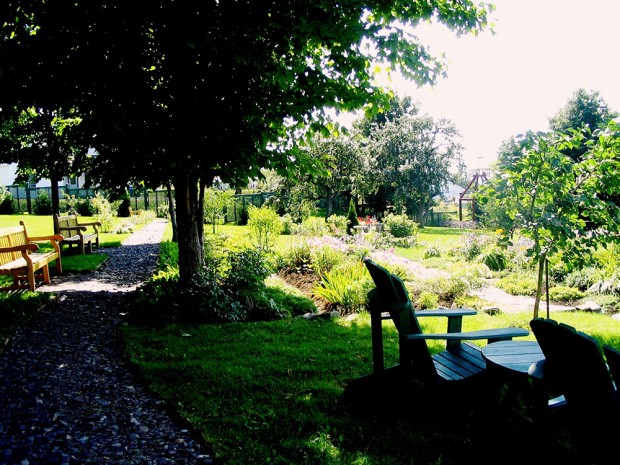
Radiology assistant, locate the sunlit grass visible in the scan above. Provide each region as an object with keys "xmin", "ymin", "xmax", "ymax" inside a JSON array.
[{"xmin": 0, "ymin": 214, "xmax": 133, "ymax": 247}]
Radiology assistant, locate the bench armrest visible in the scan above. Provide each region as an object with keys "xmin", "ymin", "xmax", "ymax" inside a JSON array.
[
  {"xmin": 0, "ymin": 243, "xmax": 39, "ymax": 254},
  {"xmin": 77, "ymin": 221, "xmax": 101, "ymax": 227},
  {"xmin": 29, "ymin": 234, "xmax": 64, "ymax": 243},
  {"xmin": 404, "ymin": 327, "xmax": 529, "ymax": 342},
  {"xmin": 28, "ymin": 234, "xmax": 63, "ymax": 254}
]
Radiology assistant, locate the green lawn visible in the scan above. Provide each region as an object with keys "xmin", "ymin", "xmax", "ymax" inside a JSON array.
[
  {"xmin": 3, "ymin": 217, "xmax": 620, "ymax": 462},
  {"xmin": 0, "ymin": 214, "xmax": 133, "ymax": 246}
]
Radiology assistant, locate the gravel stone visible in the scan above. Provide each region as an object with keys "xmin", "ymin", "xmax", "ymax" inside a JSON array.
[{"xmin": 0, "ymin": 219, "xmax": 213, "ymax": 465}]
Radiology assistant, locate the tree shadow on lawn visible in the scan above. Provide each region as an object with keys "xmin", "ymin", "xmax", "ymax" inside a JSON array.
[{"xmin": 339, "ymin": 372, "xmax": 583, "ymax": 465}]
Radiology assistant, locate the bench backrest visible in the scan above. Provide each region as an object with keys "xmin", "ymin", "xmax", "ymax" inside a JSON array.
[
  {"xmin": 0, "ymin": 225, "xmax": 28, "ymax": 265},
  {"xmin": 54, "ymin": 214, "xmax": 80, "ymax": 237}
]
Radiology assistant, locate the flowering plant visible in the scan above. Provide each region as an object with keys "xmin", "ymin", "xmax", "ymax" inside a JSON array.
[{"xmin": 357, "ymin": 215, "xmax": 378, "ymax": 224}]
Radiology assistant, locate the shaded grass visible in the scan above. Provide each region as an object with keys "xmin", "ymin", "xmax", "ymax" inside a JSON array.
[{"xmin": 122, "ymin": 310, "xmax": 620, "ymax": 464}]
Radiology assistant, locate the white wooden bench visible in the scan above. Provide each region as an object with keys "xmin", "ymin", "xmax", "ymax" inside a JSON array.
[{"xmin": 0, "ymin": 221, "xmax": 63, "ymax": 291}]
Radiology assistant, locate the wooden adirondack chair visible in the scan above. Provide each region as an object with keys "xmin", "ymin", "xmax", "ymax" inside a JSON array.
[
  {"xmin": 530, "ymin": 318, "xmax": 617, "ymax": 415},
  {"xmin": 530, "ymin": 318, "xmax": 619, "ymax": 462},
  {"xmin": 344, "ymin": 259, "xmax": 529, "ymax": 404}
]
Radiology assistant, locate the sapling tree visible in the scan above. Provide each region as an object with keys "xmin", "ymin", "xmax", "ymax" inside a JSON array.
[
  {"xmin": 247, "ymin": 205, "xmax": 284, "ymax": 253},
  {"xmin": 204, "ymin": 188, "xmax": 233, "ymax": 234},
  {"xmin": 478, "ymin": 120, "xmax": 620, "ymax": 318}
]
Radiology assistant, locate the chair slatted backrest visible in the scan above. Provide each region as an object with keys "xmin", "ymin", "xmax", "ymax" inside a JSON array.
[
  {"xmin": 533, "ymin": 318, "xmax": 616, "ymax": 420},
  {"xmin": 364, "ymin": 259, "xmax": 436, "ymax": 381},
  {"xmin": 0, "ymin": 225, "xmax": 28, "ymax": 265},
  {"xmin": 564, "ymin": 329, "xmax": 616, "ymax": 414},
  {"xmin": 530, "ymin": 318, "xmax": 565, "ymax": 392}
]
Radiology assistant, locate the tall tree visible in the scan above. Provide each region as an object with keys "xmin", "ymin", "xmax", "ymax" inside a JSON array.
[
  {"xmin": 360, "ymin": 98, "xmax": 463, "ymax": 223},
  {"xmin": 0, "ymin": 1, "xmax": 491, "ymax": 286},
  {"xmin": 549, "ymin": 88, "xmax": 617, "ymax": 161},
  {"xmin": 307, "ymin": 135, "xmax": 362, "ymax": 218}
]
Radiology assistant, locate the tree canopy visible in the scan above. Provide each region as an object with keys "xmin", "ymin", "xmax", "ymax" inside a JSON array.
[
  {"xmin": 0, "ymin": 1, "xmax": 492, "ymax": 285},
  {"xmin": 357, "ymin": 96, "xmax": 463, "ymax": 222}
]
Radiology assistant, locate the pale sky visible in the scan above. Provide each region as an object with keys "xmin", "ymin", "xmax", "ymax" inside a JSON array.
[{"xmin": 388, "ymin": 0, "xmax": 620, "ymax": 171}]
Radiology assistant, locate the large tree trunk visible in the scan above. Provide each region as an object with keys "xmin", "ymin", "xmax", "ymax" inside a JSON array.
[
  {"xmin": 50, "ymin": 176, "xmax": 61, "ymax": 216},
  {"xmin": 174, "ymin": 170, "xmax": 205, "ymax": 285}
]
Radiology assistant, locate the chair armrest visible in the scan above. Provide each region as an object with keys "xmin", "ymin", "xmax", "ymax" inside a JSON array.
[
  {"xmin": 415, "ymin": 308, "xmax": 477, "ymax": 318},
  {"xmin": 416, "ymin": 308, "xmax": 477, "ymax": 333},
  {"xmin": 404, "ymin": 327, "xmax": 529, "ymax": 342}
]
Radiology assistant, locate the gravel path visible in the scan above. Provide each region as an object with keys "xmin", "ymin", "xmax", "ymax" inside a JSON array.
[{"xmin": 0, "ymin": 219, "xmax": 213, "ymax": 465}]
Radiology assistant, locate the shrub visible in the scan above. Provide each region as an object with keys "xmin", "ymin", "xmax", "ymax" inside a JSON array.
[
  {"xmin": 564, "ymin": 267, "xmax": 596, "ymax": 291},
  {"xmin": 456, "ymin": 232, "xmax": 494, "ymax": 261},
  {"xmin": 310, "ymin": 243, "xmax": 348, "ymax": 276},
  {"xmin": 90, "ymin": 192, "xmax": 122, "ymax": 232},
  {"xmin": 480, "ymin": 248, "xmax": 507, "ymax": 271},
  {"xmin": 225, "ymin": 247, "xmax": 273, "ymax": 296},
  {"xmin": 112, "ymin": 221, "xmax": 135, "ymax": 234},
  {"xmin": 129, "ymin": 247, "xmax": 283, "ymax": 324},
  {"xmin": 419, "ymin": 275, "xmax": 470, "ymax": 302},
  {"xmin": 247, "ymin": 205, "xmax": 283, "ymax": 252},
  {"xmin": 497, "ymin": 272, "xmax": 538, "ymax": 296},
  {"xmin": 32, "ymin": 190, "xmax": 52, "ymax": 215},
  {"xmin": 291, "ymin": 216, "xmax": 329, "ymax": 237},
  {"xmin": 277, "ymin": 240, "xmax": 313, "ymax": 273},
  {"xmin": 237, "ymin": 203, "xmax": 249, "ymax": 225},
  {"xmin": 157, "ymin": 203, "xmax": 170, "ymax": 219},
  {"xmin": 312, "ymin": 261, "xmax": 370, "ymax": 314},
  {"xmin": 588, "ymin": 269, "xmax": 620, "ymax": 296},
  {"xmin": 424, "ymin": 246, "xmax": 442, "ymax": 259},
  {"xmin": 0, "ymin": 187, "xmax": 16, "ymax": 214},
  {"xmin": 326, "ymin": 214, "xmax": 348, "ymax": 236},
  {"xmin": 548, "ymin": 285, "xmax": 585, "ymax": 302},
  {"xmin": 76, "ymin": 198, "xmax": 95, "ymax": 216},
  {"xmin": 383, "ymin": 213, "xmax": 418, "ymax": 238},
  {"xmin": 280, "ymin": 213, "xmax": 294, "ymax": 235},
  {"xmin": 415, "ymin": 291, "xmax": 439, "ymax": 309},
  {"xmin": 346, "ymin": 198, "xmax": 359, "ymax": 235}
]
